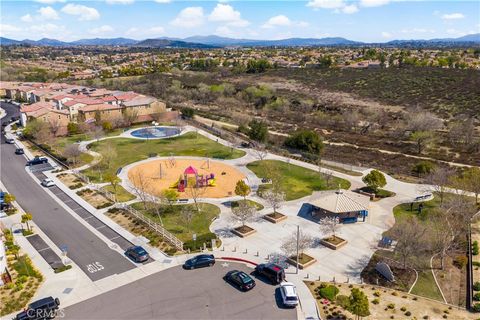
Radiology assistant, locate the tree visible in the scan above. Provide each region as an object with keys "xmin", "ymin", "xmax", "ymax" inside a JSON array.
[
  {"xmin": 100, "ymin": 141, "xmax": 117, "ymax": 171},
  {"xmin": 323, "ymin": 169, "xmax": 334, "ymax": 188},
  {"xmin": 252, "ymin": 143, "xmax": 268, "ymax": 161},
  {"xmin": 319, "ymin": 216, "xmax": 341, "ymax": 239},
  {"xmin": 63, "ymin": 143, "xmax": 82, "ymax": 166},
  {"xmin": 425, "ymin": 167, "xmax": 456, "ymax": 206},
  {"xmin": 104, "ymin": 173, "xmax": 121, "ymax": 202},
  {"xmin": 234, "ymin": 180, "xmax": 251, "ymax": 200},
  {"xmin": 284, "ymin": 129, "xmax": 324, "ymax": 155},
  {"xmin": 161, "ymin": 189, "xmax": 179, "ymax": 206},
  {"xmin": 21, "ymin": 213, "xmax": 33, "ymax": 232},
  {"xmin": 459, "ymin": 167, "xmax": 480, "ymax": 204},
  {"xmin": 92, "ymin": 126, "xmax": 104, "ymax": 142},
  {"xmin": 180, "ymin": 107, "xmax": 195, "ymax": 119},
  {"xmin": 427, "ymin": 208, "xmax": 456, "ymax": 270},
  {"xmin": 123, "ymin": 109, "xmax": 138, "ymax": 127},
  {"xmin": 130, "ymin": 170, "xmax": 152, "ymax": 209},
  {"xmin": 248, "ymin": 119, "xmax": 269, "ymax": 143},
  {"xmin": 390, "ymin": 215, "xmax": 428, "ymax": 269},
  {"xmin": 348, "ymin": 288, "xmax": 370, "ymax": 320},
  {"xmin": 181, "ymin": 206, "xmax": 195, "ymax": 232},
  {"xmin": 362, "ymin": 170, "xmax": 386, "ymax": 193},
  {"xmin": 4, "ymin": 193, "xmax": 15, "ymax": 205},
  {"xmin": 147, "ymin": 194, "xmax": 165, "ymax": 226},
  {"xmin": 263, "ymin": 189, "xmax": 285, "ymax": 214},
  {"xmin": 410, "ymin": 131, "xmax": 435, "ymax": 154},
  {"xmin": 231, "ymin": 201, "xmax": 257, "ymax": 228},
  {"xmin": 405, "ymin": 111, "xmax": 443, "ymax": 132},
  {"xmin": 281, "ymin": 229, "xmax": 313, "ymax": 258}
]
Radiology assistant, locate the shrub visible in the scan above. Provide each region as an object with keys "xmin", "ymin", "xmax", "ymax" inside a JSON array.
[
  {"xmin": 453, "ymin": 255, "xmax": 468, "ymax": 269},
  {"xmin": 405, "ymin": 311, "xmax": 412, "ymax": 316},
  {"xmin": 284, "ymin": 129, "xmax": 324, "ymax": 155},
  {"xmin": 412, "ymin": 161, "xmax": 435, "ymax": 176},
  {"xmin": 183, "ymin": 232, "xmax": 217, "ymax": 251},
  {"xmin": 372, "ymin": 298, "xmax": 380, "ymax": 305},
  {"xmin": 373, "ymin": 291, "xmax": 381, "ymax": 297},
  {"xmin": 319, "ymin": 285, "xmax": 340, "ymax": 301},
  {"xmin": 387, "ymin": 303, "xmax": 395, "ymax": 309},
  {"xmin": 474, "ymin": 282, "xmax": 480, "ymax": 291},
  {"xmin": 474, "ymin": 241, "xmax": 479, "ymax": 256},
  {"xmin": 475, "ymin": 293, "xmax": 480, "ymax": 301},
  {"xmin": 401, "ymin": 307, "xmax": 407, "ymax": 312},
  {"xmin": 54, "ymin": 265, "xmax": 72, "ymax": 273},
  {"xmin": 472, "ymin": 303, "xmax": 480, "ymax": 312},
  {"xmin": 391, "ymin": 291, "xmax": 398, "ymax": 296},
  {"xmin": 336, "ymin": 295, "xmax": 350, "ymax": 309}
]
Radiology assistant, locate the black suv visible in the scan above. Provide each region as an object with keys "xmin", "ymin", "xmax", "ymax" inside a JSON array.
[
  {"xmin": 15, "ymin": 296, "xmax": 60, "ymax": 320},
  {"xmin": 15, "ymin": 148, "xmax": 24, "ymax": 155},
  {"xmin": 183, "ymin": 254, "xmax": 215, "ymax": 269},
  {"xmin": 254, "ymin": 263, "xmax": 285, "ymax": 284},
  {"xmin": 26, "ymin": 156, "xmax": 48, "ymax": 166}
]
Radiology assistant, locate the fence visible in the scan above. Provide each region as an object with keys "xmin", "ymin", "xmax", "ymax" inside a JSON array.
[
  {"xmin": 24, "ymin": 137, "xmax": 70, "ymax": 169},
  {"xmin": 117, "ymin": 203, "xmax": 184, "ymax": 251}
]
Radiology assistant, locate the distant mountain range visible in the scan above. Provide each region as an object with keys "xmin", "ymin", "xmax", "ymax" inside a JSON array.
[{"xmin": 1, "ymin": 34, "xmax": 479, "ymax": 48}]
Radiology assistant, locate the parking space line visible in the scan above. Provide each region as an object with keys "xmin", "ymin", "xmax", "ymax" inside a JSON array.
[
  {"xmin": 83, "ymin": 216, "xmax": 94, "ymax": 220},
  {"xmin": 96, "ymin": 225, "xmax": 106, "ymax": 230},
  {"xmin": 37, "ymin": 247, "xmax": 51, "ymax": 253},
  {"xmin": 109, "ymin": 236, "xmax": 120, "ymax": 241}
]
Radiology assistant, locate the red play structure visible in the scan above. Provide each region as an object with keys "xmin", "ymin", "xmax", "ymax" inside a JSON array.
[{"xmin": 177, "ymin": 165, "xmax": 216, "ymax": 192}]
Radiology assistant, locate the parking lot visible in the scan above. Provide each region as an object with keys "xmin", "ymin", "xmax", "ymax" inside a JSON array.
[{"xmin": 64, "ymin": 262, "xmax": 297, "ymax": 319}]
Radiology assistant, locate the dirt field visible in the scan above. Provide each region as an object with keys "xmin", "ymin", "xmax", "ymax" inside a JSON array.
[{"xmin": 128, "ymin": 159, "xmax": 246, "ymax": 198}]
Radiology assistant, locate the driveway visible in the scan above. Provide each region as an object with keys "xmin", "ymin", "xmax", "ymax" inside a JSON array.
[{"xmin": 63, "ymin": 262, "xmax": 297, "ymax": 320}]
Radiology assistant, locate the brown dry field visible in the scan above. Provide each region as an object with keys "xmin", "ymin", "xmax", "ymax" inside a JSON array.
[{"xmin": 128, "ymin": 159, "xmax": 246, "ymax": 198}]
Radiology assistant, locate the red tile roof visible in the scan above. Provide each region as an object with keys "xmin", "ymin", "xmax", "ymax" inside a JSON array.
[{"xmin": 79, "ymin": 103, "xmax": 123, "ymax": 112}]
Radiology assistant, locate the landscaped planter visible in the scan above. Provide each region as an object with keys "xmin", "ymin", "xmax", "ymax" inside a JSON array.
[
  {"xmin": 232, "ymin": 225, "xmax": 256, "ymax": 238},
  {"xmin": 287, "ymin": 253, "xmax": 317, "ymax": 269},
  {"xmin": 320, "ymin": 236, "xmax": 348, "ymax": 250},
  {"xmin": 263, "ymin": 212, "xmax": 287, "ymax": 223}
]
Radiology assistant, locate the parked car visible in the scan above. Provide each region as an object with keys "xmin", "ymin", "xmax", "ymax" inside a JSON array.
[
  {"xmin": 125, "ymin": 246, "xmax": 149, "ymax": 263},
  {"xmin": 15, "ymin": 148, "xmax": 24, "ymax": 155},
  {"xmin": 26, "ymin": 156, "xmax": 48, "ymax": 166},
  {"xmin": 15, "ymin": 296, "xmax": 60, "ymax": 320},
  {"xmin": 279, "ymin": 282, "xmax": 299, "ymax": 307},
  {"xmin": 254, "ymin": 263, "xmax": 285, "ymax": 284},
  {"xmin": 224, "ymin": 270, "xmax": 256, "ymax": 291},
  {"xmin": 5, "ymin": 138, "xmax": 14, "ymax": 144},
  {"xmin": 183, "ymin": 254, "xmax": 215, "ymax": 269},
  {"xmin": 41, "ymin": 178, "xmax": 55, "ymax": 188}
]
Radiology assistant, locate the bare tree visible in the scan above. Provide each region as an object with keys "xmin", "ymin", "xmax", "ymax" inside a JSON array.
[
  {"xmin": 93, "ymin": 126, "xmax": 104, "ymax": 142},
  {"xmin": 147, "ymin": 194, "xmax": 165, "ymax": 226},
  {"xmin": 100, "ymin": 140, "xmax": 117, "ymax": 170},
  {"xmin": 230, "ymin": 201, "xmax": 257, "ymax": 228},
  {"xmin": 319, "ymin": 216, "xmax": 341, "ymax": 239},
  {"xmin": 186, "ymin": 182, "xmax": 207, "ymax": 212},
  {"xmin": 123, "ymin": 109, "xmax": 139, "ymax": 127},
  {"xmin": 252, "ymin": 143, "xmax": 268, "ymax": 161},
  {"xmin": 63, "ymin": 143, "xmax": 82, "ymax": 166},
  {"xmin": 263, "ymin": 189, "xmax": 285, "ymax": 214},
  {"xmin": 181, "ymin": 206, "xmax": 195, "ymax": 232},
  {"xmin": 48, "ymin": 118, "xmax": 61, "ymax": 136},
  {"xmin": 323, "ymin": 169, "xmax": 334, "ymax": 188},
  {"xmin": 425, "ymin": 167, "xmax": 457, "ymax": 206},
  {"xmin": 130, "ymin": 170, "xmax": 152, "ymax": 209},
  {"xmin": 390, "ymin": 216, "xmax": 428, "ymax": 269},
  {"xmin": 281, "ymin": 229, "xmax": 313, "ymax": 258},
  {"xmin": 405, "ymin": 111, "xmax": 443, "ymax": 133},
  {"xmin": 427, "ymin": 208, "xmax": 456, "ymax": 270},
  {"xmin": 343, "ymin": 109, "xmax": 361, "ymax": 132}
]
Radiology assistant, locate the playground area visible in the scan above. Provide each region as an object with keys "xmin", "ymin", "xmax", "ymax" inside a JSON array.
[{"xmin": 127, "ymin": 158, "xmax": 246, "ymax": 199}]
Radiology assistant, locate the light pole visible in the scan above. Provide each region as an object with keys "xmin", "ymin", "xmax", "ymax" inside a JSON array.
[{"xmin": 296, "ymin": 224, "xmax": 300, "ymax": 274}]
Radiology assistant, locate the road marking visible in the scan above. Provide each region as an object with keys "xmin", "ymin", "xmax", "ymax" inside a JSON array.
[
  {"xmin": 37, "ymin": 247, "xmax": 51, "ymax": 253},
  {"xmin": 83, "ymin": 216, "xmax": 94, "ymax": 220},
  {"xmin": 96, "ymin": 225, "xmax": 106, "ymax": 230},
  {"xmin": 63, "ymin": 199, "xmax": 73, "ymax": 203},
  {"xmin": 86, "ymin": 262, "xmax": 104, "ymax": 273},
  {"xmin": 109, "ymin": 236, "xmax": 121, "ymax": 241},
  {"xmin": 221, "ymin": 262, "xmax": 229, "ymax": 268}
]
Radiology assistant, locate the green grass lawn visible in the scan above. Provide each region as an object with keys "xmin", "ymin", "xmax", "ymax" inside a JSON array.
[
  {"xmin": 102, "ymin": 184, "xmax": 136, "ymax": 202},
  {"xmin": 131, "ymin": 202, "xmax": 220, "ymax": 248},
  {"xmin": 393, "ymin": 194, "xmax": 444, "ymax": 221},
  {"xmin": 247, "ymin": 160, "xmax": 351, "ymax": 200},
  {"xmin": 410, "ymin": 270, "xmax": 444, "ymax": 301},
  {"xmin": 84, "ymin": 132, "xmax": 246, "ymax": 182},
  {"xmin": 231, "ymin": 199, "xmax": 264, "ymax": 211}
]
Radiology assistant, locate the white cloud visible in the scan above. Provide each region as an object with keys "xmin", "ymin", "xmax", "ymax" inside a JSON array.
[
  {"xmin": 0, "ymin": 23, "xmax": 22, "ymax": 36},
  {"xmin": 170, "ymin": 7, "xmax": 204, "ymax": 28},
  {"xmin": 297, "ymin": 21, "xmax": 309, "ymax": 28},
  {"xmin": 441, "ymin": 13, "xmax": 465, "ymax": 20},
  {"xmin": 61, "ymin": 4, "xmax": 100, "ymax": 21},
  {"xmin": 400, "ymin": 28, "xmax": 435, "ymax": 34},
  {"xmin": 126, "ymin": 26, "xmax": 165, "ymax": 37},
  {"xmin": 262, "ymin": 15, "xmax": 292, "ymax": 28},
  {"xmin": 342, "ymin": 4, "xmax": 358, "ymax": 14},
  {"xmin": 38, "ymin": 6, "xmax": 59, "ymax": 20},
  {"xmin": 208, "ymin": 4, "xmax": 249, "ymax": 27},
  {"xmin": 381, "ymin": 31, "xmax": 392, "ymax": 38},
  {"xmin": 21, "ymin": 14, "xmax": 34, "ymax": 23},
  {"xmin": 215, "ymin": 26, "xmax": 235, "ymax": 37},
  {"xmin": 106, "ymin": 0, "xmax": 135, "ymax": 4},
  {"xmin": 28, "ymin": 23, "xmax": 69, "ymax": 39},
  {"xmin": 307, "ymin": 0, "xmax": 345, "ymax": 9},
  {"xmin": 34, "ymin": 0, "xmax": 65, "ymax": 3},
  {"xmin": 360, "ymin": 0, "xmax": 390, "ymax": 7},
  {"xmin": 154, "ymin": 0, "xmax": 171, "ymax": 3},
  {"xmin": 89, "ymin": 25, "xmax": 114, "ymax": 35}
]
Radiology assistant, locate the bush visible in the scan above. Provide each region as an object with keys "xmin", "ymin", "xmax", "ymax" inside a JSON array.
[
  {"xmin": 453, "ymin": 255, "xmax": 468, "ymax": 269},
  {"xmin": 372, "ymin": 298, "xmax": 380, "ymax": 305},
  {"xmin": 373, "ymin": 291, "xmax": 381, "ymax": 297},
  {"xmin": 183, "ymin": 232, "xmax": 217, "ymax": 251},
  {"xmin": 67, "ymin": 122, "xmax": 80, "ymax": 135},
  {"xmin": 336, "ymin": 295, "xmax": 350, "ymax": 309},
  {"xmin": 400, "ymin": 307, "xmax": 407, "ymax": 312},
  {"xmin": 474, "ymin": 293, "xmax": 480, "ymax": 301},
  {"xmin": 473, "ymin": 303, "xmax": 480, "ymax": 312},
  {"xmin": 54, "ymin": 265, "xmax": 72, "ymax": 273},
  {"xmin": 387, "ymin": 303, "xmax": 395, "ymax": 309},
  {"xmin": 474, "ymin": 241, "xmax": 479, "ymax": 255},
  {"xmin": 284, "ymin": 129, "xmax": 324, "ymax": 155},
  {"xmin": 405, "ymin": 311, "xmax": 412, "ymax": 316},
  {"xmin": 102, "ymin": 121, "xmax": 113, "ymax": 132},
  {"xmin": 319, "ymin": 285, "xmax": 340, "ymax": 301},
  {"xmin": 412, "ymin": 161, "xmax": 435, "ymax": 176},
  {"xmin": 474, "ymin": 282, "xmax": 480, "ymax": 291},
  {"xmin": 180, "ymin": 107, "xmax": 195, "ymax": 119}
]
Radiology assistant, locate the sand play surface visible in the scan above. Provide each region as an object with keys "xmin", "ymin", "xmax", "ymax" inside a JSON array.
[{"xmin": 128, "ymin": 159, "xmax": 246, "ymax": 199}]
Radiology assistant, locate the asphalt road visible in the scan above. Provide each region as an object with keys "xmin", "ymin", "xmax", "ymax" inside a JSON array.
[
  {"xmin": 64, "ymin": 262, "xmax": 298, "ymax": 320},
  {"xmin": 0, "ymin": 102, "xmax": 135, "ymax": 281}
]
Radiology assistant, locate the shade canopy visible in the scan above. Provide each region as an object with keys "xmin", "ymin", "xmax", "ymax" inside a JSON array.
[{"xmin": 184, "ymin": 166, "xmax": 198, "ymax": 175}]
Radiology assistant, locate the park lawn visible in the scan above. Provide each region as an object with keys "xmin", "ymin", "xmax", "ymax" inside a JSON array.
[
  {"xmin": 131, "ymin": 202, "xmax": 220, "ymax": 244},
  {"xmin": 231, "ymin": 199, "xmax": 264, "ymax": 211},
  {"xmin": 392, "ymin": 196, "xmax": 441, "ymax": 220},
  {"xmin": 410, "ymin": 270, "xmax": 444, "ymax": 301},
  {"xmin": 102, "ymin": 184, "xmax": 136, "ymax": 202},
  {"xmin": 247, "ymin": 160, "xmax": 351, "ymax": 201},
  {"xmin": 84, "ymin": 132, "xmax": 246, "ymax": 182}
]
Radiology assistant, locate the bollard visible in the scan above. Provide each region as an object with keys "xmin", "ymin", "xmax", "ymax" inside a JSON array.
[
  {"xmin": 318, "ymin": 276, "xmax": 321, "ymax": 281},
  {"xmin": 256, "ymin": 251, "xmax": 259, "ymax": 257},
  {"xmin": 221, "ymin": 246, "xmax": 225, "ymax": 251},
  {"xmin": 233, "ymin": 246, "xmax": 236, "ymax": 252},
  {"xmin": 305, "ymin": 273, "xmax": 309, "ymax": 279},
  {"xmin": 244, "ymin": 248, "xmax": 248, "ymax": 254},
  {"xmin": 333, "ymin": 276, "xmax": 336, "ymax": 283}
]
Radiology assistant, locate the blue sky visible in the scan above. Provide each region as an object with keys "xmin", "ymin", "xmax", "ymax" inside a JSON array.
[{"xmin": 1, "ymin": 1, "xmax": 479, "ymax": 42}]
